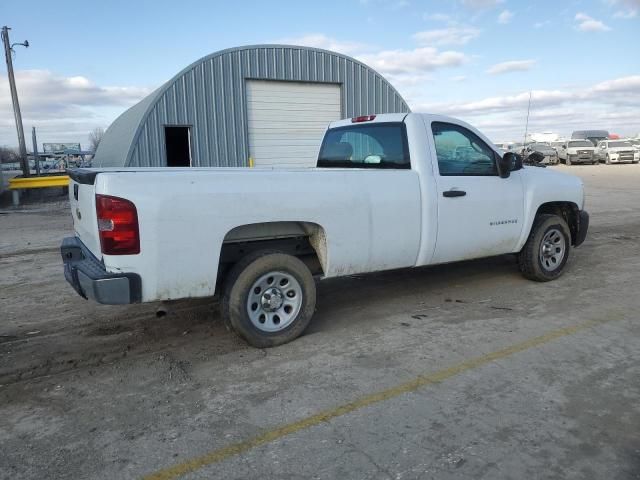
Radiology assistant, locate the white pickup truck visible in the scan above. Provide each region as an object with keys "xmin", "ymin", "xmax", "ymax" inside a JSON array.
[
  {"xmin": 62, "ymin": 113, "xmax": 589, "ymax": 347},
  {"xmin": 557, "ymin": 140, "xmax": 598, "ymax": 165}
]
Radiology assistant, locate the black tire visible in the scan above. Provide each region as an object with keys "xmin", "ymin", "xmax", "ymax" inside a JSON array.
[
  {"xmin": 566, "ymin": 156, "xmax": 572, "ymax": 166},
  {"xmin": 518, "ymin": 214, "xmax": 571, "ymax": 282},
  {"xmin": 606, "ymin": 155, "xmax": 611, "ymax": 165},
  {"xmin": 222, "ymin": 251, "xmax": 316, "ymax": 348}
]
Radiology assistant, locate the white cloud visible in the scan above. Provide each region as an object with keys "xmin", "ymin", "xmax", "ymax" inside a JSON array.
[
  {"xmin": 424, "ymin": 13, "xmax": 452, "ymax": 22},
  {"xmin": 613, "ymin": 9, "xmax": 638, "ymax": 17},
  {"xmin": 486, "ymin": 59, "xmax": 537, "ymax": 75},
  {"xmin": 359, "ymin": 0, "xmax": 410, "ymax": 9},
  {"xmin": 0, "ymin": 70, "xmax": 151, "ymax": 147},
  {"xmin": 534, "ymin": 20, "xmax": 551, "ymax": 28},
  {"xmin": 575, "ymin": 12, "xmax": 611, "ymax": 31},
  {"xmin": 607, "ymin": 0, "xmax": 640, "ymax": 18},
  {"xmin": 461, "ymin": 0, "xmax": 504, "ymax": 9},
  {"xmin": 413, "ymin": 27, "xmax": 481, "ymax": 46},
  {"xmin": 414, "ymin": 75, "xmax": 640, "ymax": 140},
  {"xmin": 451, "ymin": 75, "xmax": 467, "ymax": 82},
  {"xmin": 278, "ymin": 34, "xmax": 468, "ymax": 78},
  {"xmin": 276, "ymin": 34, "xmax": 368, "ymax": 55},
  {"xmin": 497, "ymin": 9, "xmax": 514, "ymax": 23},
  {"xmin": 359, "ymin": 47, "xmax": 467, "ymax": 74}
]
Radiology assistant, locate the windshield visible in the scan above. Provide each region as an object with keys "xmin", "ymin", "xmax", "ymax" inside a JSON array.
[
  {"xmin": 531, "ymin": 143, "xmax": 553, "ymax": 151},
  {"xmin": 609, "ymin": 141, "xmax": 632, "ymax": 148},
  {"xmin": 568, "ymin": 141, "xmax": 593, "ymax": 147}
]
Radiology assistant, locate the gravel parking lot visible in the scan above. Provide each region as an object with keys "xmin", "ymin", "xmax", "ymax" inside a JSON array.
[{"xmin": 1, "ymin": 164, "xmax": 639, "ymax": 480}]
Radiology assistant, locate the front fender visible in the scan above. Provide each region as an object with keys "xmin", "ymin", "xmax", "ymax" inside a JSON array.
[{"xmin": 515, "ymin": 167, "xmax": 584, "ymax": 251}]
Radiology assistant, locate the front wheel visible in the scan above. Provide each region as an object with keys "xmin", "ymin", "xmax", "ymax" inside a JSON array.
[
  {"xmin": 606, "ymin": 155, "xmax": 611, "ymax": 165},
  {"xmin": 566, "ymin": 156, "xmax": 572, "ymax": 166},
  {"xmin": 222, "ymin": 251, "xmax": 316, "ymax": 348},
  {"xmin": 518, "ymin": 214, "xmax": 571, "ymax": 282}
]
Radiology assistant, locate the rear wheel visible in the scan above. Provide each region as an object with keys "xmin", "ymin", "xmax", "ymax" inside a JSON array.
[
  {"xmin": 222, "ymin": 251, "xmax": 316, "ymax": 348},
  {"xmin": 518, "ymin": 214, "xmax": 571, "ymax": 282}
]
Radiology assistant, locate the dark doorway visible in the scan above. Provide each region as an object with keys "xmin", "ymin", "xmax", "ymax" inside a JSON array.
[{"xmin": 165, "ymin": 126, "xmax": 191, "ymax": 167}]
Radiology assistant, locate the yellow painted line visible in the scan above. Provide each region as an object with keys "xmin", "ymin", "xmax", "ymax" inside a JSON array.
[
  {"xmin": 143, "ymin": 314, "xmax": 622, "ymax": 480},
  {"xmin": 8, "ymin": 175, "xmax": 69, "ymax": 189}
]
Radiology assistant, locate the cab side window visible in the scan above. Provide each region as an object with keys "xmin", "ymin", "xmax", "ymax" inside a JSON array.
[{"xmin": 431, "ymin": 122, "xmax": 498, "ymax": 176}]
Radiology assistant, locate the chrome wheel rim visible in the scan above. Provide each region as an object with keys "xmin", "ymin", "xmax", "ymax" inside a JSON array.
[
  {"xmin": 539, "ymin": 228, "xmax": 566, "ymax": 272},
  {"xmin": 247, "ymin": 271, "xmax": 303, "ymax": 332}
]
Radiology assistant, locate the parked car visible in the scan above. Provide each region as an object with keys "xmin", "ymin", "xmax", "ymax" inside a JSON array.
[
  {"xmin": 503, "ymin": 142, "xmax": 524, "ymax": 155},
  {"xmin": 523, "ymin": 142, "xmax": 559, "ymax": 165},
  {"xmin": 595, "ymin": 140, "xmax": 640, "ymax": 164},
  {"xmin": 550, "ymin": 140, "xmax": 566, "ymax": 154},
  {"xmin": 61, "ymin": 113, "xmax": 589, "ymax": 347},
  {"xmin": 558, "ymin": 140, "xmax": 598, "ymax": 165},
  {"xmin": 572, "ymin": 130, "xmax": 609, "ymax": 147}
]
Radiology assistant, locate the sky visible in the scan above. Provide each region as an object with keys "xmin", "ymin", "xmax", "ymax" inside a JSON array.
[{"xmin": 1, "ymin": 0, "xmax": 639, "ymax": 148}]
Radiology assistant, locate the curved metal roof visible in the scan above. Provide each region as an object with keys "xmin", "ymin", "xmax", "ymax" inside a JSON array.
[{"xmin": 93, "ymin": 44, "xmax": 410, "ymax": 168}]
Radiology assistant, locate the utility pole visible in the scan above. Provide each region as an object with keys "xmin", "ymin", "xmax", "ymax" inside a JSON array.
[
  {"xmin": 32, "ymin": 126, "xmax": 40, "ymax": 175},
  {"xmin": 523, "ymin": 91, "xmax": 532, "ymax": 146},
  {"xmin": 1, "ymin": 26, "xmax": 30, "ymax": 177}
]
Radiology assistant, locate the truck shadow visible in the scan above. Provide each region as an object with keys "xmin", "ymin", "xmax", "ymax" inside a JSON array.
[
  {"xmin": 308, "ymin": 254, "xmax": 522, "ymax": 334},
  {"xmin": 0, "ymin": 254, "xmax": 523, "ymax": 386}
]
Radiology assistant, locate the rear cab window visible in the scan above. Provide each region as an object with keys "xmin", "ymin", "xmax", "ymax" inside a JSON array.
[{"xmin": 317, "ymin": 123, "xmax": 410, "ymax": 169}]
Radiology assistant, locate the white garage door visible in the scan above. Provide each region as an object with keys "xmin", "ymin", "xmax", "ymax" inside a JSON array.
[{"xmin": 246, "ymin": 80, "xmax": 342, "ymax": 168}]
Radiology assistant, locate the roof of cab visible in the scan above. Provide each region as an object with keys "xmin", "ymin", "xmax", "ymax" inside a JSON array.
[
  {"xmin": 327, "ymin": 112, "xmax": 482, "ymax": 130},
  {"xmin": 328, "ymin": 113, "xmax": 410, "ymax": 129}
]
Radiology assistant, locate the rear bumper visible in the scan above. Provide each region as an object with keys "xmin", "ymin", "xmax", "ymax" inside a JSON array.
[
  {"xmin": 61, "ymin": 237, "xmax": 141, "ymax": 304},
  {"xmin": 574, "ymin": 210, "xmax": 589, "ymax": 247}
]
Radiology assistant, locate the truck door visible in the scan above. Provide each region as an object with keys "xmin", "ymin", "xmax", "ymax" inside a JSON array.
[{"xmin": 429, "ymin": 121, "xmax": 524, "ymax": 264}]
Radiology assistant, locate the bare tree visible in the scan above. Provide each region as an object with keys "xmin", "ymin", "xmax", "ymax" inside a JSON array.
[
  {"xmin": 88, "ymin": 127, "xmax": 105, "ymax": 153},
  {"xmin": 0, "ymin": 146, "xmax": 19, "ymax": 163}
]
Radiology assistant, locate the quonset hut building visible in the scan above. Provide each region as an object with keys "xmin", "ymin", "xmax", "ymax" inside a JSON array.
[{"xmin": 93, "ymin": 45, "xmax": 410, "ymax": 169}]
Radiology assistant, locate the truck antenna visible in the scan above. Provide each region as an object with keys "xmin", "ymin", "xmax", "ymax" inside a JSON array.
[{"xmin": 523, "ymin": 90, "xmax": 532, "ymax": 145}]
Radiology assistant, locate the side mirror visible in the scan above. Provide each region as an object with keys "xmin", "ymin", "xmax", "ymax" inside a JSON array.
[
  {"xmin": 513, "ymin": 153, "xmax": 523, "ymax": 171},
  {"xmin": 498, "ymin": 152, "xmax": 516, "ymax": 178}
]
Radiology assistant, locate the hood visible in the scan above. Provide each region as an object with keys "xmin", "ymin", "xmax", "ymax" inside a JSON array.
[
  {"xmin": 534, "ymin": 148, "xmax": 556, "ymax": 155},
  {"xmin": 567, "ymin": 146, "xmax": 595, "ymax": 152}
]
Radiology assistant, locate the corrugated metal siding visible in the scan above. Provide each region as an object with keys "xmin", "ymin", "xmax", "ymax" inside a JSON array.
[
  {"xmin": 110, "ymin": 45, "xmax": 409, "ymax": 168},
  {"xmin": 92, "ymin": 91, "xmax": 160, "ymax": 167}
]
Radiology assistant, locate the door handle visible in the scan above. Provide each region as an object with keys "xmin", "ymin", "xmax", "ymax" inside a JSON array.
[{"xmin": 443, "ymin": 190, "xmax": 466, "ymax": 198}]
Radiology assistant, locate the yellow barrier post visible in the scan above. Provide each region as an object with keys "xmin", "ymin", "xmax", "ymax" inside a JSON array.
[{"xmin": 8, "ymin": 175, "xmax": 70, "ymax": 206}]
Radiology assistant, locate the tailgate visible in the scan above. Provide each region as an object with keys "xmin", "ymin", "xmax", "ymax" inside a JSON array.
[{"xmin": 68, "ymin": 170, "xmax": 102, "ymax": 258}]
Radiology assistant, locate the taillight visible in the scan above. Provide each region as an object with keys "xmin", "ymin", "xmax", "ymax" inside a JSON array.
[
  {"xmin": 95, "ymin": 194, "xmax": 140, "ymax": 255},
  {"xmin": 351, "ymin": 115, "xmax": 376, "ymax": 123}
]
